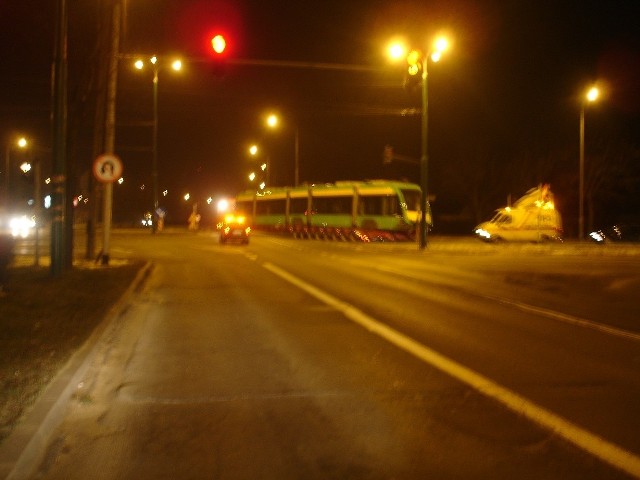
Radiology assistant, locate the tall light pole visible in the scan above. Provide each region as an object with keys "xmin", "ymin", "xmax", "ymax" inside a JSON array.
[
  {"xmin": 134, "ymin": 55, "xmax": 182, "ymax": 232},
  {"xmin": 100, "ymin": 0, "xmax": 121, "ymax": 266},
  {"xmin": 51, "ymin": 0, "xmax": 68, "ymax": 276},
  {"xmin": 579, "ymin": 85, "xmax": 599, "ymax": 241},
  {"xmin": 389, "ymin": 36, "xmax": 449, "ymax": 249},
  {"xmin": 3, "ymin": 137, "xmax": 28, "ymax": 208},
  {"xmin": 15, "ymin": 138, "xmax": 44, "ymax": 266},
  {"xmin": 265, "ymin": 113, "xmax": 300, "ymax": 186},
  {"xmin": 19, "ymin": 157, "xmax": 42, "ymax": 266}
]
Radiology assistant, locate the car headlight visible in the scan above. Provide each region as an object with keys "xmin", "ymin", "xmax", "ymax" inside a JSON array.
[
  {"xmin": 9, "ymin": 215, "xmax": 36, "ymax": 238},
  {"xmin": 474, "ymin": 228, "xmax": 491, "ymax": 239}
]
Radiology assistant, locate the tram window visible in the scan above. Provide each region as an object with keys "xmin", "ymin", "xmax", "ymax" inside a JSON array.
[
  {"xmin": 401, "ymin": 189, "xmax": 421, "ymax": 211},
  {"xmin": 313, "ymin": 196, "xmax": 352, "ymax": 214},
  {"xmin": 256, "ymin": 199, "xmax": 286, "ymax": 215},
  {"xmin": 255, "ymin": 201, "xmax": 268, "ymax": 215},
  {"xmin": 290, "ymin": 197, "xmax": 308, "ymax": 214},
  {"xmin": 236, "ymin": 201, "xmax": 253, "ymax": 215},
  {"xmin": 272, "ymin": 199, "xmax": 286, "ymax": 214},
  {"xmin": 359, "ymin": 195, "xmax": 400, "ymax": 216}
]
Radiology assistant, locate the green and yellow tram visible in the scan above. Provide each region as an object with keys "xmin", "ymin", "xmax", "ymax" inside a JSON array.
[{"xmin": 236, "ymin": 180, "xmax": 427, "ymax": 241}]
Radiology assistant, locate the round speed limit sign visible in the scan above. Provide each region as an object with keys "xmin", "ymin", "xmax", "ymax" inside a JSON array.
[{"xmin": 93, "ymin": 154, "xmax": 123, "ymax": 183}]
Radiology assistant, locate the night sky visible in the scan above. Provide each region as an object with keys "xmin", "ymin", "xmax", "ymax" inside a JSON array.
[{"xmin": 1, "ymin": 0, "xmax": 639, "ymax": 230}]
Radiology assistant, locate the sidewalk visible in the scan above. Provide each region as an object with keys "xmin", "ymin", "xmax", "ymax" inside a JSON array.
[{"xmin": 0, "ymin": 260, "xmax": 151, "ymax": 479}]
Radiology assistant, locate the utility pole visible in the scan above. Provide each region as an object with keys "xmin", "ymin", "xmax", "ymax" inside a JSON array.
[
  {"xmin": 51, "ymin": 0, "xmax": 68, "ymax": 276},
  {"xmin": 100, "ymin": 0, "xmax": 121, "ymax": 265}
]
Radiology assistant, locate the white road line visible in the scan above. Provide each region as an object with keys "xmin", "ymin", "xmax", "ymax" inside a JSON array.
[
  {"xmin": 487, "ymin": 295, "xmax": 640, "ymax": 342},
  {"xmin": 263, "ymin": 262, "xmax": 640, "ymax": 479},
  {"xmin": 375, "ymin": 264, "xmax": 640, "ymax": 343}
]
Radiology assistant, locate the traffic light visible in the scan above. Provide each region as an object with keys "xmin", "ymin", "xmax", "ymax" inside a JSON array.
[
  {"xmin": 403, "ymin": 50, "xmax": 422, "ymax": 93},
  {"xmin": 211, "ymin": 34, "xmax": 226, "ymax": 54},
  {"xmin": 209, "ymin": 33, "xmax": 227, "ymax": 76},
  {"xmin": 406, "ymin": 50, "xmax": 422, "ymax": 76}
]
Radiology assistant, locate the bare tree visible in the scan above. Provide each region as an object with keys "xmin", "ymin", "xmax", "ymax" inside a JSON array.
[{"xmin": 585, "ymin": 140, "xmax": 640, "ymax": 230}]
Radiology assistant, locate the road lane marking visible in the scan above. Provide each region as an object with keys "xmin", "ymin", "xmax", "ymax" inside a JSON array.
[
  {"xmin": 486, "ymin": 295, "xmax": 640, "ymax": 342},
  {"xmin": 374, "ymin": 264, "xmax": 640, "ymax": 343},
  {"xmin": 263, "ymin": 262, "xmax": 640, "ymax": 479}
]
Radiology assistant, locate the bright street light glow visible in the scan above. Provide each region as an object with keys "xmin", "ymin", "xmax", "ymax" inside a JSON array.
[
  {"xmin": 150, "ymin": 55, "xmax": 158, "ymax": 65},
  {"xmin": 388, "ymin": 42, "xmax": 406, "ymax": 61},
  {"xmin": 586, "ymin": 86, "xmax": 599, "ymax": 102},
  {"xmin": 248, "ymin": 172, "xmax": 256, "ymax": 181},
  {"xmin": 171, "ymin": 59, "xmax": 182, "ymax": 71},
  {"xmin": 266, "ymin": 114, "xmax": 278, "ymax": 128},
  {"xmin": 134, "ymin": 59, "xmax": 144, "ymax": 70},
  {"xmin": 217, "ymin": 198, "xmax": 229, "ymax": 212},
  {"xmin": 434, "ymin": 37, "xmax": 449, "ymax": 53},
  {"xmin": 20, "ymin": 162, "xmax": 31, "ymax": 173},
  {"xmin": 249, "ymin": 144, "xmax": 258, "ymax": 156},
  {"xmin": 17, "ymin": 137, "xmax": 28, "ymax": 148}
]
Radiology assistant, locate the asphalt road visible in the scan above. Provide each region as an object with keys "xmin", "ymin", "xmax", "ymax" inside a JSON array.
[{"xmin": 19, "ymin": 231, "xmax": 640, "ymax": 478}]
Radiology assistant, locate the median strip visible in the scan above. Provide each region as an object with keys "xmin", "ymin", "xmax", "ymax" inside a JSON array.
[{"xmin": 263, "ymin": 261, "xmax": 640, "ymax": 479}]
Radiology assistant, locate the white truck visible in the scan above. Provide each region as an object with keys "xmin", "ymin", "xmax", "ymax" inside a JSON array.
[{"xmin": 474, "ymin": 185, "xmax": 563, "ymax": 242}]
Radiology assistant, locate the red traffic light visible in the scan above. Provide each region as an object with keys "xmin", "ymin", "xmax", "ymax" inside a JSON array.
[{"xmin": 211, "ymin": 34, "xmax": 226, "ymax": 54}]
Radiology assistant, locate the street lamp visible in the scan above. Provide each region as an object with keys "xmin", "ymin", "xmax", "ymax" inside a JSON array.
[
  {"xmin": 578, "ymin": 85, "xmax": 599, "ymax": 241},
  {"xmin": 134, "ymin": 55, "xmax": 182, "ymax": 232},
  {"xmin": 265, "ymin": 113, "xmax": 300, "ymax": 186},
  {"xmin": 3, "ymin": 136, "xmax": 28, "ymax": 207},
  {"xmin": 388, "ymin": 36, "xmax": 449, "ymax": 249},
  {"xmin": 6, "ymin": 137, "xmax": 43, "ymax": 265}
]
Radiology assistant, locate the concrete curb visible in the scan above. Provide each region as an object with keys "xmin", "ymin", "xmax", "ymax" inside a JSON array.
[{"xmin": 0, "ymin": 261, "xmax": 154, "ymax": 480}]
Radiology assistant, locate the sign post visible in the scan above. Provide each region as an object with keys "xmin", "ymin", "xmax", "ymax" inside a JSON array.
[{"xmin": 93, "ymin": 154, "xmax": 122, "ymax": 265}]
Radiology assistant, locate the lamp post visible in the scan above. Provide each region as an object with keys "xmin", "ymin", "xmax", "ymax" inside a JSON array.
[
  {"xmin": 19, "ymin": 157, "xmax": 42, "ymax": 266},
  {"xmin": 134, "ymin": 55, "xmax": 182, "ymax": 232},
  {"xmin": 389, "ymin": 37, "xmax": 448, "ymax": 249},
  {"xmin": 578, "ymin": 85, "xmax": 599, "ymax": 241},
  {"xmin": 3, "ymin": 137, "xmax": 28, "ymax": 208},
  {"xmin": 265, "ymin": 113, "xmax": 300, "ymax": 186}
]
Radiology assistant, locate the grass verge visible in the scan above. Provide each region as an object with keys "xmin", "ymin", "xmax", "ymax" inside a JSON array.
[{"xmin": 0, "ymin": 261, "xmax": 145, "ymax": 444}]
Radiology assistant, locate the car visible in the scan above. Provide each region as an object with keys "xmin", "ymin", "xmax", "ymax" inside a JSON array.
[
  {"xmin": 218, "ymin": 213, "xmax": 251, "ymax": 244},
  {"xmin": 589, "ymin": 224, "xmax": 640, "ymax": 243},
  {"xmin": 0, "ymin": 213, "xmax": 36, "ymax": 238}
]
